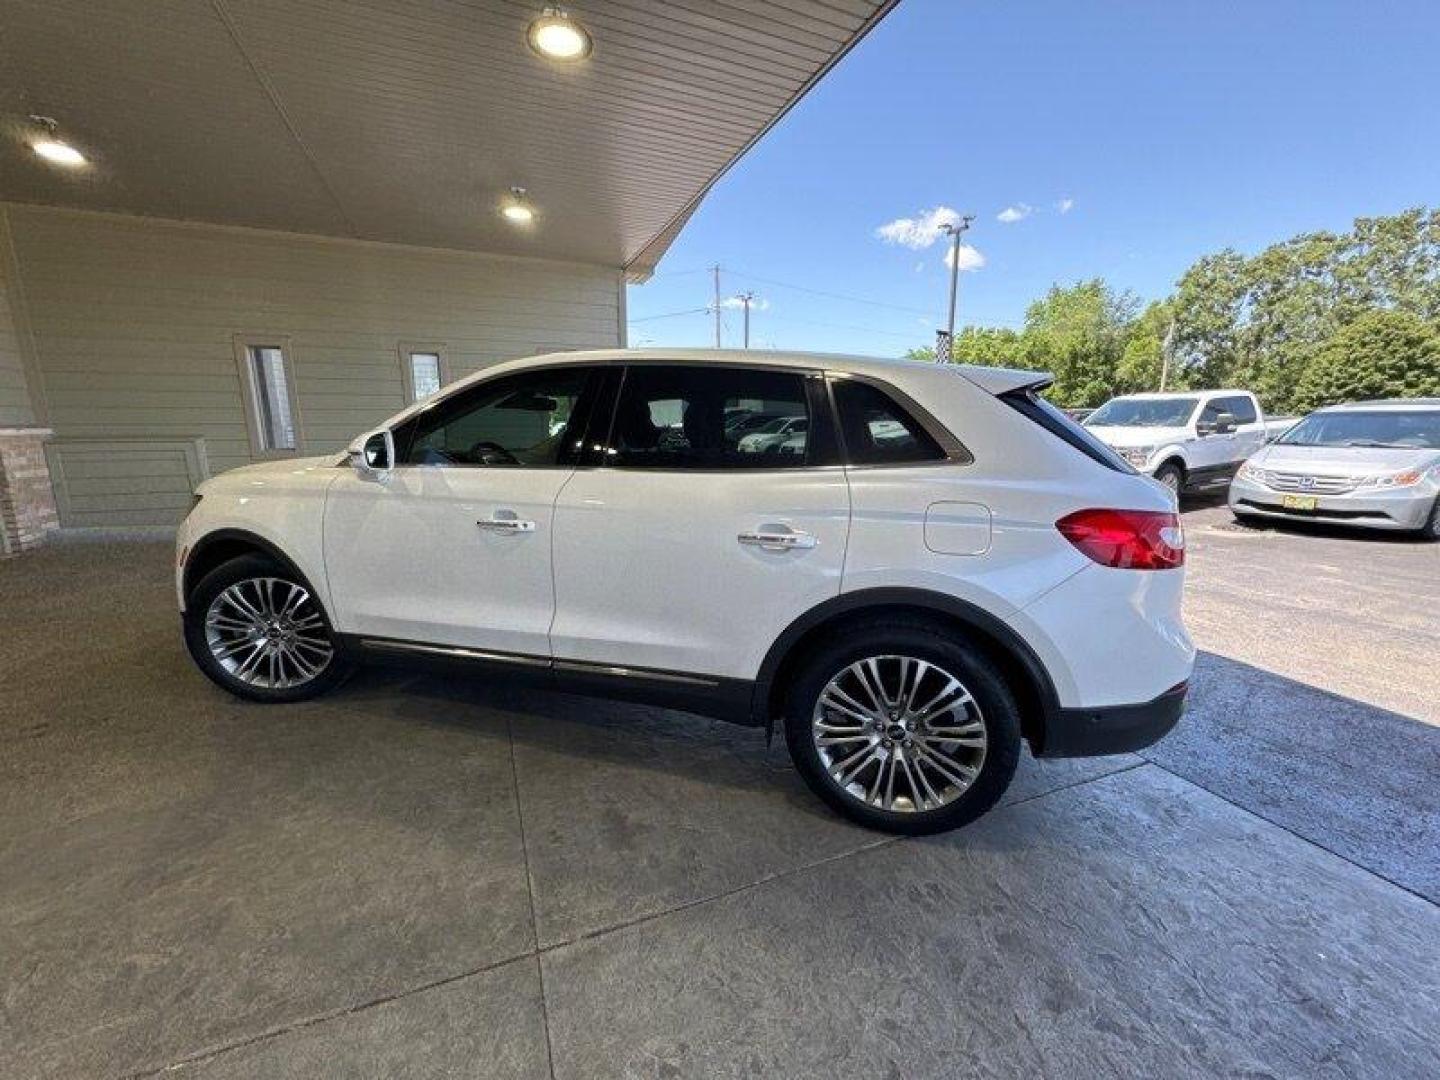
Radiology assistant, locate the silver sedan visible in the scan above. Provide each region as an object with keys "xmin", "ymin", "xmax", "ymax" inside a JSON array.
[{"xmin": 1228, "ymin": 399, "xmax": 1440, "ymax": 538}]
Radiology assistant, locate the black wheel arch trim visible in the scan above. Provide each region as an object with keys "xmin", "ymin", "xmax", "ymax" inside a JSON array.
[
  {"xmin": 752, "ymin": 587, "xmax": 1062, "ymax": 744},
  {"xmin": 183, "ymin": 528, "xmax": 330, "ymax": 621}
]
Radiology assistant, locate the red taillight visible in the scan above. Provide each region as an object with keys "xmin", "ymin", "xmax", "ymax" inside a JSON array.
[{"xmin": 1056, "ymin": 508, "xmax": 1185, "ymax": 570}]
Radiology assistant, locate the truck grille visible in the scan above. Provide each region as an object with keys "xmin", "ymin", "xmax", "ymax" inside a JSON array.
[{"xmin": 1264, "ymin": 471, "xmax": 1358, "ymax": 494}]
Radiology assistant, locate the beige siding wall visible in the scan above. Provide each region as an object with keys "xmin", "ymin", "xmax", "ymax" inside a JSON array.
[
  {"xmin": 0, "ymin": 251, "xmax": 37, "ymax": 429},
  {"xmin": 1, "ymin": 204, "xmax": 622, "ymax": 525}
]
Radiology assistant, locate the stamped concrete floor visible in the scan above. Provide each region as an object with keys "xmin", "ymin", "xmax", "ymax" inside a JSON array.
[{"xmin": 2, "ymin": 539, "xmax": 1437, "ymax": 1079}]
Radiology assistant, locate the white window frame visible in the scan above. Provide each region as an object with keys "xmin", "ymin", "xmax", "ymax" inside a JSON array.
[
  {"xmin": 234, "ymin": 334, "xmax": 303, "ymax": 459},
  {"xmin": 397, "ymin": 342, "xmax": 452, "ymax": 404}
]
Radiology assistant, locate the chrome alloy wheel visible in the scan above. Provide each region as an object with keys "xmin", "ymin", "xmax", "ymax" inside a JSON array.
[
  {"xmin": 811, "ymin": 655, "xmax": 987, "ymax": 813},
  {"xmin": 204, "ymin": 577, "xmax": 334, "ymax": 689}
]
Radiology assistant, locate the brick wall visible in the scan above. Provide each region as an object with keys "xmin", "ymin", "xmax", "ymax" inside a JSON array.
[{"xmin": 0, "ymin": 429, "xmax": 58, "ymax": 555}]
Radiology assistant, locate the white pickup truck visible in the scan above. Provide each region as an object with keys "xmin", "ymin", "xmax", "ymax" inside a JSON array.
[{"xmin": 1083, "ymin": 390, "xmax": 1268, "ymax": 495}]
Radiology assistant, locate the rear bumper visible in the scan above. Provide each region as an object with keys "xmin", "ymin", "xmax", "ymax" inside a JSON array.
[{"xmin": 1037, "ymin": 681, "xmax": 1187, "ymax": 758}]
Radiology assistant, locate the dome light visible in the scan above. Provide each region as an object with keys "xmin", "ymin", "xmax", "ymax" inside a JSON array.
[
  {"xmin": 502, "ymin": 187, "xmax": 535, "ymax": 223},
  {"xmin": 527, "ymin": 7, "xmax": 593, "ymax": 61},
  {"xmin": 28, "ymin": 115, "xmax": 87, "ymax": 168}
]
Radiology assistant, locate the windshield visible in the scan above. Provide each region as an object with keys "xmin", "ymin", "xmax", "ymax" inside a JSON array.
[
  {"xmin": 1277, "ymin": 410, "xmax": 1440, "ymax": 450},
  {"xmin": 1085, "ymin": 397, "xmax": 1200, "ymax": 428}
]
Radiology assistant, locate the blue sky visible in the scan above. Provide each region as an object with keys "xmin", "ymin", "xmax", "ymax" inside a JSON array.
[{"xmin": 626, "ymin": 0, "xmax": 1440, "ymax": 356}]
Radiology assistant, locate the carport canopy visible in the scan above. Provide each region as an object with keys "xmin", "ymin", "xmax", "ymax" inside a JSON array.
[{"xmin": 0, "ymin": 0, "xmax": 896, "ymax": 278}]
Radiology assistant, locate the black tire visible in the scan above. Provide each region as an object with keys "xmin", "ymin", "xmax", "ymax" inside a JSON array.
[
  {"xmin": 183, "ymin": 554, "xmax": 353, "ymax": 703},
  {"xmin": 1419, "ymin": 497, "xmax": 1440, "ymax": 541},
  {"xmin": 1153, "ymin": 461, "xmax": 1185, "ymax": 498},
  {"xmin": 783, "ymin": 622, "xmax": 1022, "ymax": 835}
]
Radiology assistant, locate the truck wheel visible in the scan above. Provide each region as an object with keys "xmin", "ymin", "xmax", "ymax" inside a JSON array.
[{"xmin": 1154, "ymin": 462, "xmax": 1184, "ymax": 497}]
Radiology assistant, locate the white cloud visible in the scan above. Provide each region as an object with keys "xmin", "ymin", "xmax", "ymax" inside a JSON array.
[
  {"xmin": 996, "ymin": 203, "xmax": 1032, "ymax": 224},
  {"xmin": 721, "ymin": 295, "xmax": 769, "ymax": 310},
  {"xmin": 943, "ymin": 243, "xmax": 986, "ymax": 272},
  {"xmin": 1056, "ymin": 196, "xmax": 1075, "ymax": 214},
  {"xmin": 875, "ymin": 205, "xmax": 961, "ymax": 249}
]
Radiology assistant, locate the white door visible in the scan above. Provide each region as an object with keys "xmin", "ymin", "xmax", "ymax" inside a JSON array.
[
  {"xmin": 323, "ymin": 365, "xmax": 598, "ymax": 654},
  {"xmin": 1228, "ymin": 394, "xmax": 1268, "ymax": 460},
  {"xmin": 1192, "ymin": 398, "xmax": 1238, "ymax": 471},
  {"xmin": 550, "ymin": 364, "xmax": 849, "ymax": 680}
]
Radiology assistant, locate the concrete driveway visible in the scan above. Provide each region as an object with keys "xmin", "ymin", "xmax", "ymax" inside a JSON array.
[{"xmin": 2, "ymin": 517, "xmax": 1437, "ymax": 1078}]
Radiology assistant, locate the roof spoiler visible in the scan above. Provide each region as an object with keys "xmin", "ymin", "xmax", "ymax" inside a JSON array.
[{"xmin": 950, "ymin": 364, "xmax": 1055, "ymax": 396}]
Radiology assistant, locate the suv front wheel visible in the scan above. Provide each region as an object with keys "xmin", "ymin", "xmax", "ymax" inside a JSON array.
[
  {"xmin": 183, "ymin": 554, "xmax": 352, "ymax": 702},
  {"xmin": 784, "ymin": 624, "xmax": 1021, "ymax": 834}
]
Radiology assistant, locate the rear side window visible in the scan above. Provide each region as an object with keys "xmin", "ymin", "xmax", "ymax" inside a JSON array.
[
  {"xmin": 1001, "ymin": 389, "xmax": 1136, "ymax": 474},
  {"xmin": 833, "ymin": 379, "xmax": 946, "ymax": 465},
  {"xmin": 608, "ymin": 365, "xmax": 812, "ymax": 469}
]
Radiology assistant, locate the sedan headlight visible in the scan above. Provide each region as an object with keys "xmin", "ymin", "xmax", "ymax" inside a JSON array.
[
  {"xmin": 1119, "ymin": 445, "xmax": 1154, "ymax": 467},
  {"xmin": 1356, "ymin": 469, "xmax": 1427, "ymax": 489},
  {"xmin": 1237, "ymin": 462, "xmax": 1268, "ymax": 484}
]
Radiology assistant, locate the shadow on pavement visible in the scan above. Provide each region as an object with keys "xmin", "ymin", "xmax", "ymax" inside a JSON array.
[{"xmin": 1146, "ymin": 650, "xmax": 1440, "ymax": 902}]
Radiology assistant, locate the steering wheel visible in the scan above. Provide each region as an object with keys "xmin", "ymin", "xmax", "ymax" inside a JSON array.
[{"xmin": 468, "ymin": 440, "xmax": 519, "ymax": 466}]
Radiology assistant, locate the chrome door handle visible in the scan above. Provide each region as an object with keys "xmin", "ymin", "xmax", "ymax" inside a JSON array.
[
  {"xmin": 738, "ymin": 529, "xmax": 817, "ymax": 551},
  {"xmin": 477, "ymin": 518, "xmax": 535, "ymax": 533}
]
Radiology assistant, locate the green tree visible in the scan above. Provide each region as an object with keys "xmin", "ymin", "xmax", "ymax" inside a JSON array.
[
  {"xmin": 1020, "ymin": 279, "xmax": 1139, "ymax": 406},
  {"xmin": 1292, "ymin": 309, "xmax": 1440, "ymax": 412},
  {"xmin": 1116, "ymin": 300, "xmax": 1174, "ymax": 392}
]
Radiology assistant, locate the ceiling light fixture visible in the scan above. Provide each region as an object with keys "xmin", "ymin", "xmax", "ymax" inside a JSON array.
[
  {"xmin": 28, "ymin": 115, "xmax": 87, "ymax": 168},
  {"xmin": 502, "ymin": 187, "xmax": 535, "ymax": 223},
  {"xmin": 527, "ymin": 7, "xmax": 593, "ymax": 61}
]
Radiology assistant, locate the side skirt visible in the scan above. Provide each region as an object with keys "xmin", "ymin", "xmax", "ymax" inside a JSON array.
[
  {"xmin": 338, "ymin": 634, "xmax": 759, "ymax": 726},
  {"xmin": 1184, "ymin": 461, "xmax": 1241, "ymax": 489}
]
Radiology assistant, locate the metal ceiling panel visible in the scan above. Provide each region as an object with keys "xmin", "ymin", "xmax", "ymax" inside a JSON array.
[{"xmin": 0, "ymin": 0, "xmax": 894, "ymax": 274}]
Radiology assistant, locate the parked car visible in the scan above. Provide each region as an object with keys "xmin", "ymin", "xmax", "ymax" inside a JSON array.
[
  {"xmin": 1229, "ymin": 398, "xmax": 1440, "ymax": 538},
  {"xmin": 176, "ymin": 350, "xmax": 1194, "ymax": 834},
  {"xmin": 737, "ymin": 414, "xmax": 807, "ymax": 453},
  {"xmin": 1084, "ymin": 390, "xmax": 1267, "ymax": 496}
]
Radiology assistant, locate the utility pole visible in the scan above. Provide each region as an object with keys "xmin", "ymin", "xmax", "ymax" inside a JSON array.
[
  {"xmin": 738, "ymin": 291, "xmax": 756, "ymax": 348},
  {"xmin": 712, "ymin": 265, "xmax": 722, "ymax": 348},
  {"xmin": 1159, "ymin": 319, "xmax": 1176, "ymax": 391},
  {"xmin": 940, "ymin": 214, "xmax": 976, "ymax": 361}
]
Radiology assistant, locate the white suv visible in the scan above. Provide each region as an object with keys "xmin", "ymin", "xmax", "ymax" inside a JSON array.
[{"xmin": 177, "ymin": 350, "xmax": 1194, "ymax": 834}]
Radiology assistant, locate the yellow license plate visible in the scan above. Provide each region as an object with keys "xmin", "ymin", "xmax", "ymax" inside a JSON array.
[{"xmin": 1282, "ymin": 494, "xmax": 1318, "ymax": 511}]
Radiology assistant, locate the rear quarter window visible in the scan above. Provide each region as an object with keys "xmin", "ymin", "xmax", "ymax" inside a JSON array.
[{"xmin": 1001, "ymin": 390, "xmax": 1136, "ymax": 474}]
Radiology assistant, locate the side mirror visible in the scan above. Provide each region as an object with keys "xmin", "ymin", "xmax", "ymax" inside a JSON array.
[
  {"xmin": 348, "ymin": 429, "xmax": 395, "ymax": 477},
  {"xmin": 1214, "ymin": 412, "xmax": 1238, "ymax": 435}
]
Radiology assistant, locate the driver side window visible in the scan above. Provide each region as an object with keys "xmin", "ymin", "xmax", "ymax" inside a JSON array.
[{"xmin": 396, "ymin": 366, "xmax": 594, "ymax": 467}]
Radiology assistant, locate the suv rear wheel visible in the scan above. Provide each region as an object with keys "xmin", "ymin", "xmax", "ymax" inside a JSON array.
[
  {"xmin": 784, "ymin": 624, "xmax": 1021, "ymax": 834},
  {"xmin": 183, "ymin": 554, "xmax": 352, "ymax": 702}
]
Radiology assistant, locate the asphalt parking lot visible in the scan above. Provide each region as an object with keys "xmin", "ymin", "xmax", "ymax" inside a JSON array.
[{"xmin": 2, "ymin": 513, "xmax": 1437, "ymax": 1079}]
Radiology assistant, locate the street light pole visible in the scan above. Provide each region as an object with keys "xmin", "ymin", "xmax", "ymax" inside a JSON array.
[
  {"xmin": 940, "ymin": 214, "xmax": 975, "ymax": 361},
  {"xmin": 738, "ymin": 291, "xmax": 755, "ymax": 348},
  {"xmin": 712, "ymin": 265, "xmax": 722, "ymax": 348}
]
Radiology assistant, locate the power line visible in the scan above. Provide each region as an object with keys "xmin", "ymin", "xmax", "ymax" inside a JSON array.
[
  {"xmin": 724, "ymin": 267, "xmax": 941, "ymax": 319},
  {"xmin": 627, "ymin": 307, "xmax": 710, "ymax": 323},
  {"xmin": 759, "ymin": 311, "xmax": 924, "ymax": 342}
]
